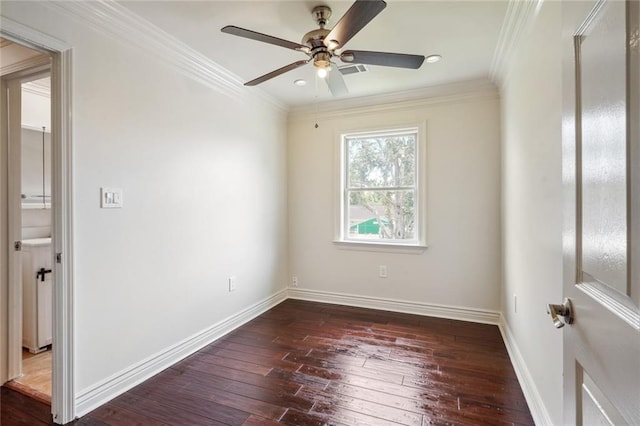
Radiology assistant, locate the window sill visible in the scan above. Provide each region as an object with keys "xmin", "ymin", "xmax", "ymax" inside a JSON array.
[{"xmin": 332, "ymin": 240, "xmax": 427, "ymax": 254}]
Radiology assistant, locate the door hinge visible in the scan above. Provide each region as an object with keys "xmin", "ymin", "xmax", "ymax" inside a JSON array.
[
  {"xmin": 14, "ymin": 241, "xmax": 22, "ymax": 251},
  {"xmin": 56, "ymin": 252, "xmax": 62, "ymax": 264}
]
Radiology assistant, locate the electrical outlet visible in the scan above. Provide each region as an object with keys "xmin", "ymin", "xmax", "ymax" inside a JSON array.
[
  {"xmin": 379, "ymin": 265, "xmax": 388, "ymax": 278},
  {"xmin": 229, "ymin": 276, "xmax": 237, "ymax": 292},
  {"xmin": 514, "ymin": 294, "xmax": 517, "ymax": 313},
  {"xmin": 292, "ymin": 276, "xmax": 299, "ymax": 287}
]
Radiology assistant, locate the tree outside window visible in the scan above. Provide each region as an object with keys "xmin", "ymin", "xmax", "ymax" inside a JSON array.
[{"xmin": 342, "ymin": 128, "xmax": 419, "ymax": 243}]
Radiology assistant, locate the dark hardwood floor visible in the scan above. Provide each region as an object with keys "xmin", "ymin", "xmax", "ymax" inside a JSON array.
[{"xmin": 1, "ymin": 299, "xmax": 534, "ymax": 425}]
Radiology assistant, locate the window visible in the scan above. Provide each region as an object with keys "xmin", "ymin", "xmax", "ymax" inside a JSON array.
[{"xmin": 339, "ymin": 126, "xmax": 424, "ymax": 246}]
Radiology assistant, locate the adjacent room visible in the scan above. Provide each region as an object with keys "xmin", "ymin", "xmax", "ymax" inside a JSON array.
[{"xmin": 1, "ymin": 0, "xmax": 638, "ymax": 425}]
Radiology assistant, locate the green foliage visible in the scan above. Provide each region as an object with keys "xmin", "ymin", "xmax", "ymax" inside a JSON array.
[{"xmin": 346, "ymin": 133, "xmax": 417, "ymax": 240}]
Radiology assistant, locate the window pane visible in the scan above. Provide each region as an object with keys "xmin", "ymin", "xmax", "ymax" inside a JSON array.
[
  {"xmin": 347, "ymin": 190, "xmax": 415, "ymax": 240},
  {"xmin": 347, "ymin": 134, "xmax": 416, "ymax": 188}
]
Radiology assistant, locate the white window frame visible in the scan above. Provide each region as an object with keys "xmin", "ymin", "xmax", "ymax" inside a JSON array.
[{"xmin": 335, "ymin": 123, "xmax": 427, "ymax": 251}]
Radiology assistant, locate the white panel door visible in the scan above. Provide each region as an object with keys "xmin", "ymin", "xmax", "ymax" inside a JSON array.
[{"xmin": 561, "ymin": 0, "xmax": 640, "ymax": 425}]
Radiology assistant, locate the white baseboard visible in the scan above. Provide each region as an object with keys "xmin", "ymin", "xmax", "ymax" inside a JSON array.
[
  {"xmin": 498, "ymin": 314, "xmax": 553, "ymax": 426},
  {"xmin": 74, "ymin": 288, "xmax": 288, "ymax": 417},
  {"xmin": 74, "ymin": 287, "xmax": 539, "ymax": 422},
  {"xmin": 287, "ymin": 288, "xmax": 501, "ymax": 325}
]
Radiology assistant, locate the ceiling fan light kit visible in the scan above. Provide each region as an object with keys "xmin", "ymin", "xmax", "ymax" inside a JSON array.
[
  {"xmin": 221, "ymin": 0, "xmax": 432, "ymax": 97},
  {"xmin": 316, "ymin": 66, "xmax": 329, "ymax": 79}
]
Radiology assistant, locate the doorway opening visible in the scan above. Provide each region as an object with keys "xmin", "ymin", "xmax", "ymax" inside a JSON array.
[{"xmin": 1, "ymin": 39, "xmax": 53, "ymax": 405}]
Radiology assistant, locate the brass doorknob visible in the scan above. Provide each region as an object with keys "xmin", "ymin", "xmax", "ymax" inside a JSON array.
[{"xmin": 547, "ymin": 298, "xmax": 574, "ymax": 328}]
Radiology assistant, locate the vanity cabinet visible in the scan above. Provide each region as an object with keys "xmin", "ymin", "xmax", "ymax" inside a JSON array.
[{"xmin": 22, "ymin": 238, "xmax": 52, "ymax": 353}]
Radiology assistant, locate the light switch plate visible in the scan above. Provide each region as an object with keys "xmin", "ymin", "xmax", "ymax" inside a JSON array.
[{"xmin": 101, "ymin": 187, "xmax": 123, "ymax": 208}]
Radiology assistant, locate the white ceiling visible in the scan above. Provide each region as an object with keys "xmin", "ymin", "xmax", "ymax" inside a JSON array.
[
  {"xmin": 3, "ymin": 2, "xmax": 509, "ymax": 108},
  {"xmin": 123, "ymin": 1, "xmax": 507, "ymax": 107}
]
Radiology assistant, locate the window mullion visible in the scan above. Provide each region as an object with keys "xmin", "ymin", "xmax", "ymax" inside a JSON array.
[{"xmin": 347, "ymin": 186, "xmax": 415, "ymax": 192}]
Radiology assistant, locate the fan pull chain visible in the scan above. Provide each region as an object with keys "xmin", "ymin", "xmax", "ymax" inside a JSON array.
[{"xmin": 314, "ymin": 73, "xmax": 320, "ymax": 129}]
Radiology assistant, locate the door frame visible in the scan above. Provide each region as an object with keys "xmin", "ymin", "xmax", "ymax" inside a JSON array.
[
  {"xmin": 5, "ymin": 68, "xmax": 52, "ymax": 383},
  {"xmin": 1, "ymin": 17, "xmax": 75, "ymax": 424}
]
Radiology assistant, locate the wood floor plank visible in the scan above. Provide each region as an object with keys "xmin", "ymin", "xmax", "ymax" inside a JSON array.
[
  {"xmin": 172, "ymin": 358, "xmax": 302, "ymax": 395},
  {"xmin": 363, "ymin": 356, "xmax": 439, "ymax": 378},
  {"xmin": 171, "ymin": 366, "xmax": 314, "ymax": 412},
  {"xmin": 284, "ymin": 351, "xmax": 367, "ymax": 369},
  {"xmin": 223, "ymin": 332, "xmax": 311, "ymax": 357},
  {"xmin": 6, "ymin": 349, "xmax": 52, "ymax": 401},
  {"xmin": 190, "ymin": 351, "xmax": 274, "ymax": 376},
  {"xmin": 333, "ymin": 373, "xmax": 443, "ymax": 402},
  {"xmin": 326, "ymin": 381, "xmax": 441, "ymax": 414},
  {"xmin": 181, "ymin": 382, "xmax": 287, "ymax": 421},
  {"xmin": 74, "ymin": 404, "xmax": 170, "ymax": 426},
  {"xmin": 210, "ymin": 341, "xmax": 291, "ymax": 360},
  {"xmin": 266, "ymin": 368, "xmax": 331, "ymax": 391},
  {"xmin": 279, "ymin": 408, "xmax": 348, "ymax": 426},
  {"xmin": 207, "ymin": 347, "xmax": 302, "ymax": 371},
  {"xmin": 313, "ymin": 404, "xmax": 408, "ymax": 426},
  {"xmin": 299, "ymin": 386, "xmax": 423, "ymax": 425},
  {"xmin": 312, "ymin": 399, "xmax": 422, "ymax": 425},
  {"xmin": 289, "ymin": 353, "xmax": 406, "ymax": 385},
  {"xmin": 0, "ymin": 405, "xmax": 51, "ymax": 426},
  {"xmin": 299, "ymin": 335, "xmax": 393, "ymax": 359},
  {"xmin": 2, "ymin": 300, "xmax": 534, "ymax": 425},
  {"xmin": 242, "ymin": 414, "xmax": 284, "ymax": 426},
  {"xmin": 0, "ymin": 386, "xmax": 52, "ymax": 424},
  {"xmin": 116, "ymin": 388, "xmax": 250, "ymax": 425}
]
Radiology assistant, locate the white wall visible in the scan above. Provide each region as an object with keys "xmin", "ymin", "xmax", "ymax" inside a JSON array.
[
  {"xmin": 500, "ymin": 2, "xmax": 563, "ymax": 424},
  {"xmin": 288, "ymin": 86, "xmax": 502, "ymax": 312},
  {"xmin": 22, "ymin": 87, "xmax": 51, "ymax": 130},
  {"xmin": 1, "ymin": 0, "xmax": 288, "ymax": 396}
]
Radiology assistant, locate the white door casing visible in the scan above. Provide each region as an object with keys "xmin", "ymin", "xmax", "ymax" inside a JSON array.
[
  {"xmin": 1, "ymin": 17, "xmax": 75, "ymax": 424},
  {"xmin": 561, "ymin": 0, "xmax": 640, "ymax": 425}
]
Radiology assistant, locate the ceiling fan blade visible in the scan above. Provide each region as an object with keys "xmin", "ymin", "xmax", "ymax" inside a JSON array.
[
  {"xmin": 324, "ymin": 0, "xmax": 387, "ymax": 49},
  {"xmin": 325, "ymin": 64, "xmax": 348, "ymax": 97},
  {"xmin": 222, "ymin": 26, "xmax": 309, "ymax": 53},
  {"xmin": 341, "ymin": 50, "xmax": 425, "ymax": 69},
  {"xmin": 245, "ymin": 59, "xmax": 310, "ymax": 86}
]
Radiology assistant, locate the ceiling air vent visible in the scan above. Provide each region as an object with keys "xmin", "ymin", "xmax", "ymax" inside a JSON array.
[{"xmin": 338, "ymin": 64, "xmax": 369, "ymax": 75}]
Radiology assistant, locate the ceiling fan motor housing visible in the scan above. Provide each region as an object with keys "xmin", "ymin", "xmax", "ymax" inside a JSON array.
[
  {"xmin": 312, "ymin": 5, "xmax": 332, "ymax": 28},
  {"xmin": 302, "ymin": 28, "xmax": 330, "ymax": 48},
  {"xmin": 305, "ymin": 6, "xmax": 335, "ymax": 69}
]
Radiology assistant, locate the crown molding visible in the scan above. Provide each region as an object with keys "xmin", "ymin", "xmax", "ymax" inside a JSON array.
[
  {"xmin": 288, "ymin": 78, "xmax": 498, "ymax": 122},
  {"xmin": 0, "ymin": 15, "xmax": 71, "ymax": 52},
  {"xmin": 0, "ymin": 54, "xmax": 50, "ymax": 77},
  {"xmin": 489, "ymin": 0, "xmax": 543, "ymax": 86},
  {"xmin": 23, "ymin": 80, "xmax": 50, "ymax": 98},
  {"xmin": 43, "ymin": 0, "xmax": 287, "ymax": 113}
]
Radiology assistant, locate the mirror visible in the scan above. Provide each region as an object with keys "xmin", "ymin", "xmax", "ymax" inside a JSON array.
[{"xmin": 21, "ymin": 77, "xmax": 51, "ymax": 209}]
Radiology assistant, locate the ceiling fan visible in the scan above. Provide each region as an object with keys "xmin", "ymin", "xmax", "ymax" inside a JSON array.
[{"xmin": 221, "ymin": 0, "xmax": 426, "ymax": 96}]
